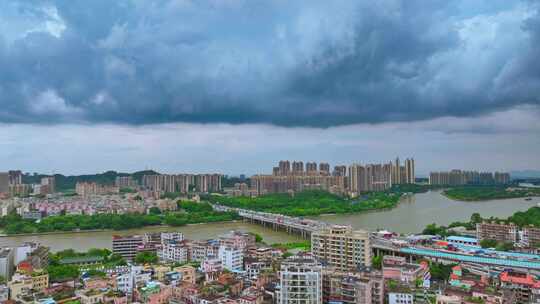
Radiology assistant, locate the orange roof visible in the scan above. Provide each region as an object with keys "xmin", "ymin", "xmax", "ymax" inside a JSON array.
[{"xmin": 500, "ymin": 272, "xmax": 540, "ymax": 288}]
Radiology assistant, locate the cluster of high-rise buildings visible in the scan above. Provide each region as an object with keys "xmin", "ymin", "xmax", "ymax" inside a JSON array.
[
  {"xmin": 0, "ymin": 171, "xmax": 55, "ymax": 198},
  {"xmin": 251, "ymin": 158, "xmax": 415, "ymax": 197},
  {"xmin": 141, "ymin": 173, "xmax": 222, "ymax": 194},
  {"xmin": 0, "ymin": 169, "xmax": 223, "ymax": 200},
  {"xmin": 429, "ymin": 170, "xmax": 511, "ymax": 186}
]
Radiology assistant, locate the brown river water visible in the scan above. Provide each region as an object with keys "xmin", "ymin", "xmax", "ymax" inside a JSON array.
[{"xmin": 0, "ymin": 191, "xmax": 537, "ymax": 252}]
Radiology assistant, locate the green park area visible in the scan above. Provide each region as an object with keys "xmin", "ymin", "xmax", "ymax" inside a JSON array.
[
  {"xmin": 0, "ymin": 201, "xmax": 239, "ymax": 235},
  {"xmin": 209, "ymin": 189, "xmax": 402, "ymax": 216},
  {"xmin": 443, "ymin": 186, "xmax": 540, "ymax": 201}
]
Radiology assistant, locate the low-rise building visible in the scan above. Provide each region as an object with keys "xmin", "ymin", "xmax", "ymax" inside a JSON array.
[
  {"xmin": 218, "ymin": 246, "xmax": 244, "ymax": 272},
  {"xmin": 8, "ymin": 273, "xmax": 33, "ymax": 301},
  {"xmin": 382, "ymin": 256, "xmax": 428, "ymax": 285},
  {"xmin": 522, "ymin": 226, "xmax": 540, "ymax": 247},
  {"xmin": 219, "ymin": 231, "xmax": 256, "ymax": 252},
  {"xmin": 476, "ymin": 222, "xmax": 517, "ymax": 243},
  {"xmin": 158, "ymin": 241, "xmax": 188, "ymax": 264},
  {"xmin": 173, "ymin": 265, "xmax": 196, "ymax": 284},
  {"xmin": 135, "ymin": 281, "xmax": 172, "ymax": 304},
  {"xmin": 79, "ymin": 288, "xmax": 106, "ymax": 304},
  {"xmin": 202, "ymin": 258, "xmax": 223, "ymax": 282},
  {"xmin": 499, "ymin": 270, "xmax": 540, "ymax": 303},
  {"xmin": 112, "ymin": 235, "xmax": 143, "ymax": 261},
  {"xmin": 0, "ymin": 284, "xmax": 9, "ymax": 302},
  {"xmin": 388, "ymin": 292, "xmax": 413, "ymax": 304}
]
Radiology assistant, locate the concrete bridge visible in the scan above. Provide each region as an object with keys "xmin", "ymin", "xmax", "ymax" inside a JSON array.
[{"xmin": 212, "ymin": 204, "xmax": 330, "ymax": 239}]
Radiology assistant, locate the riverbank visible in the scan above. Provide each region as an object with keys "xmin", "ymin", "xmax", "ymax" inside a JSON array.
[
  {"xmin": 209, "ymin": 190, "xmax": 402, "ymax": 217},
  {"xmin": 0, "ymin": 221, "xmax": 303, "ymax": 252},
  {"xmin": 443, "ymin": 186, "xmax": 540, "ymax": 201},
  {"xmin": 0, "ymin": 201, "xmax": 240, "ymax": 235},
  {"xmin": 311, "ymin": 191, "xmax": 538, "ymax": 234},
  {"xmin": 2, "ymin": 192, "xmax": 537, "ymax": 252},
  {"xmin": 0, "ymin": 220, "xmax": 243, "ymax": 237}
]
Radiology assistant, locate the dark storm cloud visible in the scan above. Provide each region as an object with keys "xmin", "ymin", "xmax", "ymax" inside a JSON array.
[{"xmin": 0, "ymin": 0, "xmax": 539, "ymax": 127}]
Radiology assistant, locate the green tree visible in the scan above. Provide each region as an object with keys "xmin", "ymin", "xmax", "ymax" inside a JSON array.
[
  {"xmin": 495, "ymin": 242, "xmax": 514, "ymax": 251},
  {"xmin": 282, "ymin": 252, "xmax": 293, "ymax": 259},
  {"xmin": 254, "ymin": 233, "xmax": 263, "ymax": 243},
  {"xmin": 479, "ymin": 239, "xmax": 498, "ymax": 248},
  {"xmin": 372, "ymin": 255, "xmax": 382, "ymax": 270},
  {"xmin": 134, "ymin": 252, "xmax": 158, "ymax": 264},
  {"xmin": 47, "ymin": 265, "xmax": 80, "ymax": 282},
  {"xmin": 149, "ymin": 207, "xmax": 162, "ymax": 215},
  {"xmin": 429, "ymin": 262, "xmax": 455, "ymax": 281},
  {"xmin": 470, "ymin": 213, "xmax": 482, "ymax": 224},
  {"xmin": 422, "ymin": 223, "xmax": 448, "ymax": 237}
]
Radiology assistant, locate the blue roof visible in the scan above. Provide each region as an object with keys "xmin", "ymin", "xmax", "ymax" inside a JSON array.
[
  {"xmin": 37, "ymin": 298, "xmax": 56, "ymax": 304},
  {"xmin": 456, "ymin": 244, "xmax": 540, "ymax": 260},
  {"xmin": 447, "ymin": 236, "xmax": 478, "ymax": 243},
  {"xmin": 400, "ymin": 247, "xmax": 540, "ymax": 270}
]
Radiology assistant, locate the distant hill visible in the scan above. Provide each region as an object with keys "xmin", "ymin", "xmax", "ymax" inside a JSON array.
[
  {"xmin": 22, "ymin": 170, "xmax": 160, "ymax": 192},
  {"xmin": 511, "ymin": 170, "xmax": 540, "ymax": 179}
]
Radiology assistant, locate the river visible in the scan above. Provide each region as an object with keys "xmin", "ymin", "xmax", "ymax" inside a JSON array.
[
  {"xmin": 311, "ymin": 190, "xmax": 538, "ymax": 233},
  {"xmin": 0, "ymin": 191, "xmax": 538, "ymax": 252}
]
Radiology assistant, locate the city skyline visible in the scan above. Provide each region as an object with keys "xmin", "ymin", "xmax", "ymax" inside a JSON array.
[
  {"xmin": 2, "ymin": 2, "xmax": 540, "ymax": 303},
  {"xmin": 0, "ymin": 1, "xmax": 539, "ymax": 175}
]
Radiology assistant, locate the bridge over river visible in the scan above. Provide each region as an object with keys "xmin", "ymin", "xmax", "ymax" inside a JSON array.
[{"xmin": 213, "ymin": 204, "xmax": 540, "ymax": 271}]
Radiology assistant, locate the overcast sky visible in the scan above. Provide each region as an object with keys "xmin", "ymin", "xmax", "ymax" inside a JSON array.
[{"xmin": 0, "ymin": 0, "xmax": 539, "ymax": 176}]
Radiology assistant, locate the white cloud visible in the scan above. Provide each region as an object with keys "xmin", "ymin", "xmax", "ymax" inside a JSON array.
[
  {"xmin": 23, "ymin": 5, "xmax": 66, "ymax": 39},
  {"xmin": 30, "ymin": 89, "xmax": 81, "ymax": 116}
]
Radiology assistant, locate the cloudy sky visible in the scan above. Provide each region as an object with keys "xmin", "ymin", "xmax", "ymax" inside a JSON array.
[{"xmin": 0, "ymin": 0, "xmax": 539, "ymax": 176}]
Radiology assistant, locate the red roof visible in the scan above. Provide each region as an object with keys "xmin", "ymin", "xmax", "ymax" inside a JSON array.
[{"xmin": 500, "ymin": 271, "xmax": 540, "ymax": 288}]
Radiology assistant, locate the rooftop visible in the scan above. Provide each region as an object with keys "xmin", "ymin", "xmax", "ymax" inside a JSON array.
[{"xmin": 447, "ymin": 236, "xmax": 478, "ymax": 243}]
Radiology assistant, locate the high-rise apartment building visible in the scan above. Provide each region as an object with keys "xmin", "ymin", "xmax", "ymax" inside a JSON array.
[
  {"xmin": 392, "ymin": 158, "xmax": 402, "ymax": 185},
  {"xmin": 319, "ymin": 163, "xmax": 330, "ymax": 176},
  {"xmin": 252, "ymin": 158, "xmax": 413, "ymax": 196},
  {"xmin": 277, "ymin": 254, "xmax": 323, "ymax": 304},
  {"xmin": 142, "ymin": 174, "xmax": 222, "ymax": 194},
  {"xmin": 405, "ymin": 158, "xmax": 415, "ymax": 184},
  {"xmin": 0, "ymin": 173, "xmax": 8, "ymax": 194},
  {"xmin": 8, "ymin": 170, "xmax": 22, "ymax": 185},
  {"xmin": 279, "ymin": 160, "xmax": 291, "ymax": 176},
  {"xmin": 306, "ymin": 162, "xmax": 318, "ymax": 175},
  {"xmin": 40, "ymin": 176, "xmax": 55, "ymax": 194},
  {"xmin": 311, "ymin": 225, "xmax": 371, "ymax": 271},
  {"xmin": 251, "ymin": 174, "xmax": 345, "ymax": 196},
  {"xmin": 115, "ymin": 176, "xmax": 137, "ymax": 188},
  {"xmin": 494, "ymin": 172, "xmax": 511, "ymax": 184},
  {"xmin": 292, "ymin": 161, "xmax": 304, "ymax": 175},
  {"xmin": 76, "ymin": 182, "xmax": 119, "ymax": 197},
  {"xmin": 348, "ymin": 163, "xmax": 392, "ymax": 195},
  {"xmin": 430, "ymin": 170, "xmax": 510, "ymax": 186},
  {"xmin": 333, "ymin": 165, "xmax": 347, "ymax": 177}
]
